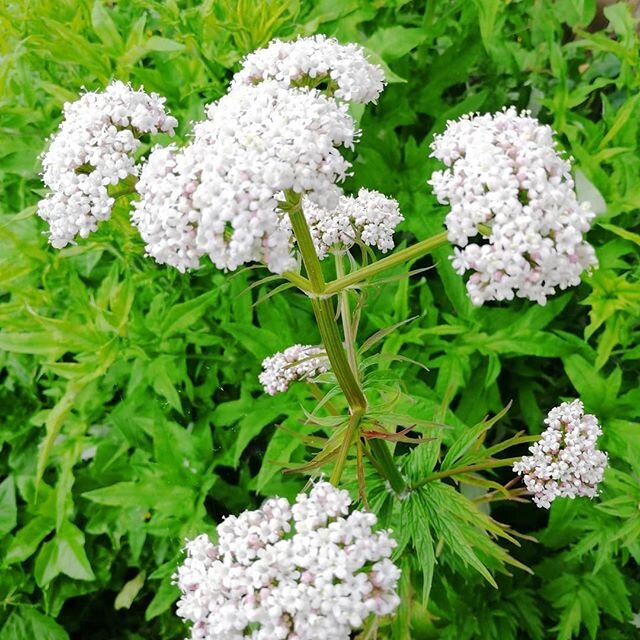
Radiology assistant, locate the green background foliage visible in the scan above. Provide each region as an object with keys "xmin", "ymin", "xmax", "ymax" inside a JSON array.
[{"xmin": 0, "ymin": 1, "xmax": 639, "ymax": 638}]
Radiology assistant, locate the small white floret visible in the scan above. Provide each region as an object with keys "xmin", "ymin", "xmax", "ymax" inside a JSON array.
[{"xmin": 259, "ymin": 344, "xmax": 329, "ymax": 395}]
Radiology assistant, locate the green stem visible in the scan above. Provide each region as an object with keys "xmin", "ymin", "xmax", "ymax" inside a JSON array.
[
  {"xmin": 330, "ymin": 410, "xmax": 364, "ymax": 485},
  {"xmin": 311, "ymin": 298, "xmax": 367, "ymax": 412},
  {"xmin": 324, "ymin": 231, "xmax": 449, "ymax": 296},
  {"xmin": 286, "ymin": 194, "xmax": 367, "ymax": 413},
  {"xmin": 368, "ymin": 439, "xmax": 407, "ymax": 496},
  {"xmin": 412, "ymin": 457, "xmax": 520, "ymax": 489},
  {"xmin": 282, "ymin": 271, "xmax": 312, "ymax": 291},
  {"xmin": 334, "ymin": 253, "xmax": 359, "ymax": 381},
  {"xmin": 287, "ymin": 196, "xmax": 326, "ymax": 293}
]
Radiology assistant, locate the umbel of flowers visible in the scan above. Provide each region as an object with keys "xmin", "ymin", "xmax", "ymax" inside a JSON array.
[
  {"xmin": 37, "ymin": 81, "xmax": 177, "ymax": 248},
  {"xmin": 430, "ymin": 108, "xmax": 598, "ymax": 305},
  {"xmin": 259, "ymin": 344, "xmax": 329, "ymax": 395},
  {"xmin": 513, "ymin": 400, "xmax": 608, "ymax": 509},
  {"xmin": 174, "ymin": 481, "xmax": 401, "ymax": 640}
]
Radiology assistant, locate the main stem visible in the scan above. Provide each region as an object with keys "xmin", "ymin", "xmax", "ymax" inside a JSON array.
[
  {"xmin": 368, "ymin": 439, "xmax": 407, "ymax": 497},
  {"xmin": 287, "ymin": 195, "xmax": 366, "ymax": 414}
]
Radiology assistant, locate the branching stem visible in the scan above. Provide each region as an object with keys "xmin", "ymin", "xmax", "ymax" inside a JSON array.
[
  {"xmin": 323, "ymin": 231, "xmax": 449, "ymax": 295},
  {"xmin": 412, "ymin": 457, "xmax": 521, "ymax": 489}
]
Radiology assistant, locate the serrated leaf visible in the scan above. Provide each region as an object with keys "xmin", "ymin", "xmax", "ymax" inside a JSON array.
[{"xmin": 404, "ymin": 491, "xmax": 436, "ymax": 603}]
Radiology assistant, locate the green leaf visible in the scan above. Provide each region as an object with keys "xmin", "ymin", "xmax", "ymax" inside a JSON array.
[
  {"xmin": 149, "ymin": 357, "xmax": 183, "ymax": 413},
  {"xmin": 0, "ymin": 476, "xmax": 17, "ymax": 536},
  {"xmin": 144, "ymin": 36, "xmax": 186, "ymax": 53},
  {"xmin": 598, "ymin": 93, "xmax": 640, "ymax": 150},
  {"xmin": 552, "ymin": 0, "xmax": 596, "ymax": 26},
  {"xmin": 404, "ymin": 491, "xmax": 436, "ymax": 603},
  {"xmin": 0, "ymin": 332, "xmax": 67, "ymax": 356},
  {"xmin": 484, "ymin": 353, "xmax": 501, "ymax": 388},
  {"xmin": 472, "ymin": 0, "xmax": 501, "ymax": 48},
  {"xmin": 160, "ymin": 290, "xmax": 217, "ymax": 339},
  {"xmin": 5, "ymin": 517, "xmax": 56, "ymax": 565},
  {"xmin": 599, "ymin": 223, "xmax": 640, "ymax": 246},
  {"xmin": 604, "ymin": 2, "xmax": 638, "ymax": 43},
  {"xmin": 563, "ymin": 354, "xmax": 619, "ymax": 411},
  {"xmin": 367, "ymin": 27, "xmax": 426, "ymax": 60},
  {"xmin": 145, "ymin": 577, "xmax": 179, "ymax": 620},
  {"xmin": 0, "ymin": 606, "xmax": 69, "ymax": 640},
  {"xmin": 82, "ymin": 480, "xmax": 194, "ymax": 515},
  {"xmin": 255, "ymin": 423, "xmax": 303, "ymax": 493},
  {"xmin": 91, "ymin": 1, "xmax": 124, "ymax": 53},
  {"xmin": 34, "ymin": 521, "xmax": 95, "ymax": 587}
]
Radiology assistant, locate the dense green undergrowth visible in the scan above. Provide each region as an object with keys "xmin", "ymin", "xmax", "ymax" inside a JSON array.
[{"xmin": 0, "ymin": 1, "xmax": 639, "ymax": 638}]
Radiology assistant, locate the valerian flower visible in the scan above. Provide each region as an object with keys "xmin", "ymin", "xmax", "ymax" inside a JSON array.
[
  {"xmin": 231, "ymin": 34, "xmax": 385, "ymax": 104},
  {"xmin": 298, "ymin": 188, "xmax": 404, "ymax": 259},
  {"xmin": 37, "ymin": 81, "xmax": 177, "ymax": 247},
  {"xmin": 430, "ymin": 107, "xmax": 597, "ymax": 305},
  {"xmin": 174, "ymin": 481, "xmax": 400, "ymax": 640},
  {"xmin": 133, "ymin": 82, "xmax": 356, "ymax": 273},
  {"xmin": 513, "ymin": 399, "xmax": 608, "ymax": 509},
  {"xmin": 259, "ymin": 344, "xmax": 329, "ymax": 395}
]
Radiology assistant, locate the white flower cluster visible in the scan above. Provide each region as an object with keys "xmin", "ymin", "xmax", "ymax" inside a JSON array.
[
  {"xmin": 174, "ymin": 481, "xmax": 401, "ymax": 640},
  {"xmin": 429, "ymin": 107, "xmax": 597, "ymax": 305},
  {"xmin": 259, "ymin": 344, "xmax": 329, "ymax": 395},
  {"xmin": 513, "ymin": 399, "xmax": 608, "ymax": 509},
  {"xmin": 132, "ymin": 81, "xmax": 356, "ymax": 273},
  {"xmin": 231, "ymin": 35, "xmax": 385, "ymax": 104},
  {"xmin": 299, "ymin": 188, "xmax": 404, "ymax": 259},
  {"xmin": 37, "ymin": 81, "xmax": 177, "ymax": 248}
]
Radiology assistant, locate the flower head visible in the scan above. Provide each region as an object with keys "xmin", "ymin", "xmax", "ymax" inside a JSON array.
[
  {"xmin": 297, "ymin": 188, "xmax": 404, "ymax": 259},
  {"xmin": 133, "ymin": 82, "xmax": 356, "ymax": 273},
  {"xmin": 513, "ymin": 399, "xmax": 608, "ymax": 509},
  {"xmin": 37, "ymin": 81, "xmax": 177, "ymax": 248},
  {"xmin": 174, "ymin": 481, "xmax": 401, "ymax": 640},
  {"xmin": 259, "ymin": 344, "xmax": 329, "ymax": 395},
  {"xmin": 231, "ymin": 35, "xmax": 385, "ymax": 104},
  {"xmin": 429, "ymin": 107, "xmax": 597, "ymax": 305}
]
